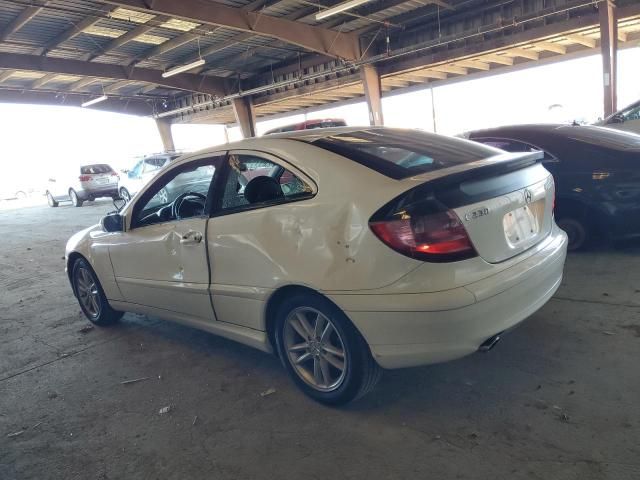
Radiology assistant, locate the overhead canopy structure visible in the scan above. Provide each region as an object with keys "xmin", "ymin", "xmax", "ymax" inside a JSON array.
[{"xmin": 0, "ymin": 0, "xmax": 639, "ymax": 134}]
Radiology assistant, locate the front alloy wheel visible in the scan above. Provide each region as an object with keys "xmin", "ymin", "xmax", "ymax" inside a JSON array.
[
  {"xmin": 276, "ymin": 293, "xmax": 381, "ymax": 405},
  {"xmin": 46, "ymin": 192, "xmax": 58, "ymax": 207},
  {"xmin": 75, "ymin": 266, "xmax": 101, "ymax": 319},
  {"xmin": 72, "ymin": 259, "xmax": 122, "ymax": 326}
]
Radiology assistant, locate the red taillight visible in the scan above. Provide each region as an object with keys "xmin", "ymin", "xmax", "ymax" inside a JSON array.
[
  {"xmin": 370, "ymin": 210, "xmax": 476, "ymax": 262},
  {"xmin": 79, "ymin": 175, "xmax": 91, "ymax": 182}
]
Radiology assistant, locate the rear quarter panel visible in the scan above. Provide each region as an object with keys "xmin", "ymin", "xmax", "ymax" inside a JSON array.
[{"xmin": 207, "ymin": 141, "xmax": 422, "ymax": 293}]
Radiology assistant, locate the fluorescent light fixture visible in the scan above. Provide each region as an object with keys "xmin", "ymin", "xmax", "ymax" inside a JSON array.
[
  {"xmin": 315, "ymin": 0, "xmax": 373, "ymax": 20},
  {"xmin": 162, "ymin": 58, "xmax": 206, "ymax": 78},
  {"xmin": 81, "ymin": 95, "xmax": 108, "ymax": 107}
]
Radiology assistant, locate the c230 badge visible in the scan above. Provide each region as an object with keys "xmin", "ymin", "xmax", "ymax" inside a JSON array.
[{"xmin": 464, "ymin": 207, "xmax": 490, "ymax": 222}]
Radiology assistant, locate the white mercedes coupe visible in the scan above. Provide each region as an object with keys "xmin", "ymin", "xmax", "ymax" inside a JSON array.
[{"xmin": 65, "ymin": 128, "xmax": 567, "ymax": 404}]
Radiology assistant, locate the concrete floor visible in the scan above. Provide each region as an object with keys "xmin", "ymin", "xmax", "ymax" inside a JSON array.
[{"xmin": 1, "ymin": 200, "xmax": 639, "ymax": 480}]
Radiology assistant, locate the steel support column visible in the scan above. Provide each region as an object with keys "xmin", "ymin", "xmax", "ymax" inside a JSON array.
[
  {"xmin": 155, "ymin": 118, "xmax": 175, "ymax": 152},
  {"xmin": 599, "ymin": 0, "xmax": 618, "ymax": 117},
  {"xmin": 232, "ymin": 97, "xmax": 257, "ymax": 138},
  {"xmin": 360, "ymin": 65, "xmax": 384, "ymax": 126}
]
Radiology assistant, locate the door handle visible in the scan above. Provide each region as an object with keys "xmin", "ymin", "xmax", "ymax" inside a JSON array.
[{"xmin": 180, "ymin": 230, "xmax": 203, "ymax": 244}]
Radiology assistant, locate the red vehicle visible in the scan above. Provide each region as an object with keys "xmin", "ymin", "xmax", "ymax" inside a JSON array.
[{"xmin": 264, "ymin": 118, "xmax": 346, "ymax": 135}]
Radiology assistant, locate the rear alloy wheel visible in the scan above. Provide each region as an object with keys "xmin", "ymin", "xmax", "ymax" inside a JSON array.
[
  {"xmin": 72, "ymin": 259, "xmax": 122, "ymax": 326},
  {"xmin": 70, "ymin": 189, "xmax": 83, "ymax": 207},
  {"xmin": 119, "ymin": 187, "xmax": 131, "ymax": 203},
  {"xmin": 557, "ymin": 217, "xmax": 587, "ymax": 251},
  {"xmin": 275, "ymin": 293, "xmax": 381, "ymax": 405},
  {"xmin": 46, "ymin": 192, "xmax": 59, "ymax": 207}
]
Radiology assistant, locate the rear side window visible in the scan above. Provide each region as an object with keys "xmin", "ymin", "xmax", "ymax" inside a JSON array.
[
  {"xmin": 81, "ymin": 164, "xmax": 112, "ymax": 174},
  {"xmin": 307, "ymin": 129, "xmax": 499, "ymax": 179},
  {"xmin": 220, "ymin": 154, "xmax": 312, "ymax": 212}
]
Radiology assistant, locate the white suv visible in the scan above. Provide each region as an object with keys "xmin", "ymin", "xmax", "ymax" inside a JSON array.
[
  {"xmin": 118, "ymin": 153, "xmax": 181, "ymax": 202},
  {"xmin": 46, "ymin": 164, "xmax": 119, "ymax": 207}
]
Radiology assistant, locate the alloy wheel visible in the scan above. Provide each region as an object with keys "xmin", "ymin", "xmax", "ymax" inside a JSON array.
[
  {"xmin": 120, "ymin": 188, "xmax": 131, "ymax": 203},
  {"xmin": 157, "ymin": 188, "xmax": 169, "ymax": 204},
  {"xmin": 75, "ymin": 266, "xmax": 101, "ymax": 319},
  {"xmin": 283, "ymin": 307, "xmax": 347, "ymax": 392}
]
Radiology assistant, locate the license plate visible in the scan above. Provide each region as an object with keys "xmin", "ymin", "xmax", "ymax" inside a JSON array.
[
  {"xmin": 96, "ymin": 178, "xmax": 108, "ymax": 184},
  {"xmin": 502, "ymin": 200, "xmax": 543, "ymax": 246}
]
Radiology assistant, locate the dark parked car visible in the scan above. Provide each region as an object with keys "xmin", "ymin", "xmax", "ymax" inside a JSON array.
[{"xmin": 464, "ymin": 124, "xmax": 640, "ymax": 250}]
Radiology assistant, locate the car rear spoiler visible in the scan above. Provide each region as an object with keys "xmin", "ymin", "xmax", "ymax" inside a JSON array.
[
  {"xmin": 397, "ymin": 151, "xmax": 546, "ymax": 210},
  {"xmin": 415, "ymin": 151, "xmax": 544, "ymax": 192}
]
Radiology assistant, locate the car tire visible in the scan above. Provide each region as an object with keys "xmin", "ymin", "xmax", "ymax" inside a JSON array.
[
  {"xmin": 275, "ymin": 292, "xmax": 382, "ymax": 405},
  {"xmin": 46, "ymin": 192, "xmax": 59, "ymax": 208},
  {"xmin": 15, "ymin": 191, "xmax": 27, "ymax": 199},
  {"xmin": 72, "ymin": 258, "xmax": 123, "ymax": 326},
  {"xmin": 557, "ymin": 217, "xmax": 588, "ymax": 251},
  {"xmin": 119, "ymin": 187, "xmax": 131, "ymax": 203},
  {"xmin": 69, "ymin": 189, "xmax": 83, "ymax": 207}
]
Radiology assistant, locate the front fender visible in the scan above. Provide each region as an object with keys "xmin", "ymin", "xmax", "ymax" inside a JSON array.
[{"xmin": 65, "ymin": 225, "xmax": 123, "ymax": 301}]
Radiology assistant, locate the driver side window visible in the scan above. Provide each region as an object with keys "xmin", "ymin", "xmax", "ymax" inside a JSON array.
[{"xmin": 132, "ymin": 158, "xmax": 220, "ymax": 228}]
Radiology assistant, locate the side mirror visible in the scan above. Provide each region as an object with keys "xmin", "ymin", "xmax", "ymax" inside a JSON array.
[
  {"xmin": 101, "ymin": 213, "xmax": 124, "ymax": 233},
  {"xmin": 113, "ymin": 197, "xmax": 126, "ymax": 211}
]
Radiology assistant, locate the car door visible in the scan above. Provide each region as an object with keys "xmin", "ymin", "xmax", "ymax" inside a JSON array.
[
  {"xmin": 108, "ymin": 154, "xmax": 224, "ymax": 321},
  {"xmin": 207, "ymin": 151, "xmax": 315, "ymax": 330}
]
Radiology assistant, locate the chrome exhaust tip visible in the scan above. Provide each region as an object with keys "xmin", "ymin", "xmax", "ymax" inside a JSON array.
[{"xmin": 478, "ymin": 333, "xmax": 502, "ymax": 352}]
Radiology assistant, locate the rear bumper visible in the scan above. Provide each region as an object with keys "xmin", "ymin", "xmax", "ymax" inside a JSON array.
[
  {"xmin": 328, "ymin": 227, "xmax": 568, "ymax": 369},
  {"xmin": 77, "ymin": 186, "xmax": 119, "ymax": 200}
]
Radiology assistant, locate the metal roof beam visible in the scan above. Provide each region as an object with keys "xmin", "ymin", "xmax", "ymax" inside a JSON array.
[
  {"xmin": 37, "ymin": 5, "xmax": 115, "ymax": 56},
  {"xmin": 139, "ymin": 83, "xmax": 158, "ymax": 94},
  {"xmin": 104, "ymin": 79, "xmax": 138, "ymax": 93},
  {"xmin": 0, "ymin": 5, "xmax": 46, "ymax": 42},
  {"xmin": 536, "ymin": 41, "xmax": 567, "ymax": 54},
  {"xmin": 84, "ymin": 15, "xmax": 172, "ymax": 61},
  {"xmin": 503, "ymin": 48, "xmax": 539, "ymax": 60},
  {"xmin": 129, "ymin": 31, "xmax": 200, "ymax": 66},
  {"xmin": 0, "ymin": 88, "xmax": 156, "ymax": 116},
  {"xmin": 0, "ymin": 70, "xmax": 15, "ymax": 83},
  {"xmin": 0, "ymin": 52, "xmax": 228, "ymax": 97},
  {"xmin": 187, "ymin": 5, "xmax": 319, "ymax": 75},
  {"xmin": 68, "ymin": 77, "xmax": 98, "ymax": 92},
  {"xmin": 565, "ymin": 34, "xmax": 597, "ymax": 48},
  {"xmin": 31, "ymin": 73, "xmax": 58, "ymax": 89},
  {"xmin": 101, "ymin": 0, "xmax": 361, "ymax": 60}
]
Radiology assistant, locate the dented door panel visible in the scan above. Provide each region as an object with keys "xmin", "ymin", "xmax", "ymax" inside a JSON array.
[{"xmin": 109, "ymin": 218, "xmax": 215, "ymax": 321}]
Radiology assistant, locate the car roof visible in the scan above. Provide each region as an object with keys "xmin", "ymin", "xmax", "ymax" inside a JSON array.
[{"xmin": 467, "ymin": 123, "xmax": 640, "ymax": 151}]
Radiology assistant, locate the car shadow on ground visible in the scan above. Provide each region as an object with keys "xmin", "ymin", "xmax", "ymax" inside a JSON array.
[{"xmin": 119, "ymin": 305, "xmax": 561, "ymax": 413}]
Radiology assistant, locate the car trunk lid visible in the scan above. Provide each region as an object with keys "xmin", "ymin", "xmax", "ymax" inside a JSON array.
[{"xmin": 412, "ymin": 152, "xmax": 554, "ymax": 263}]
